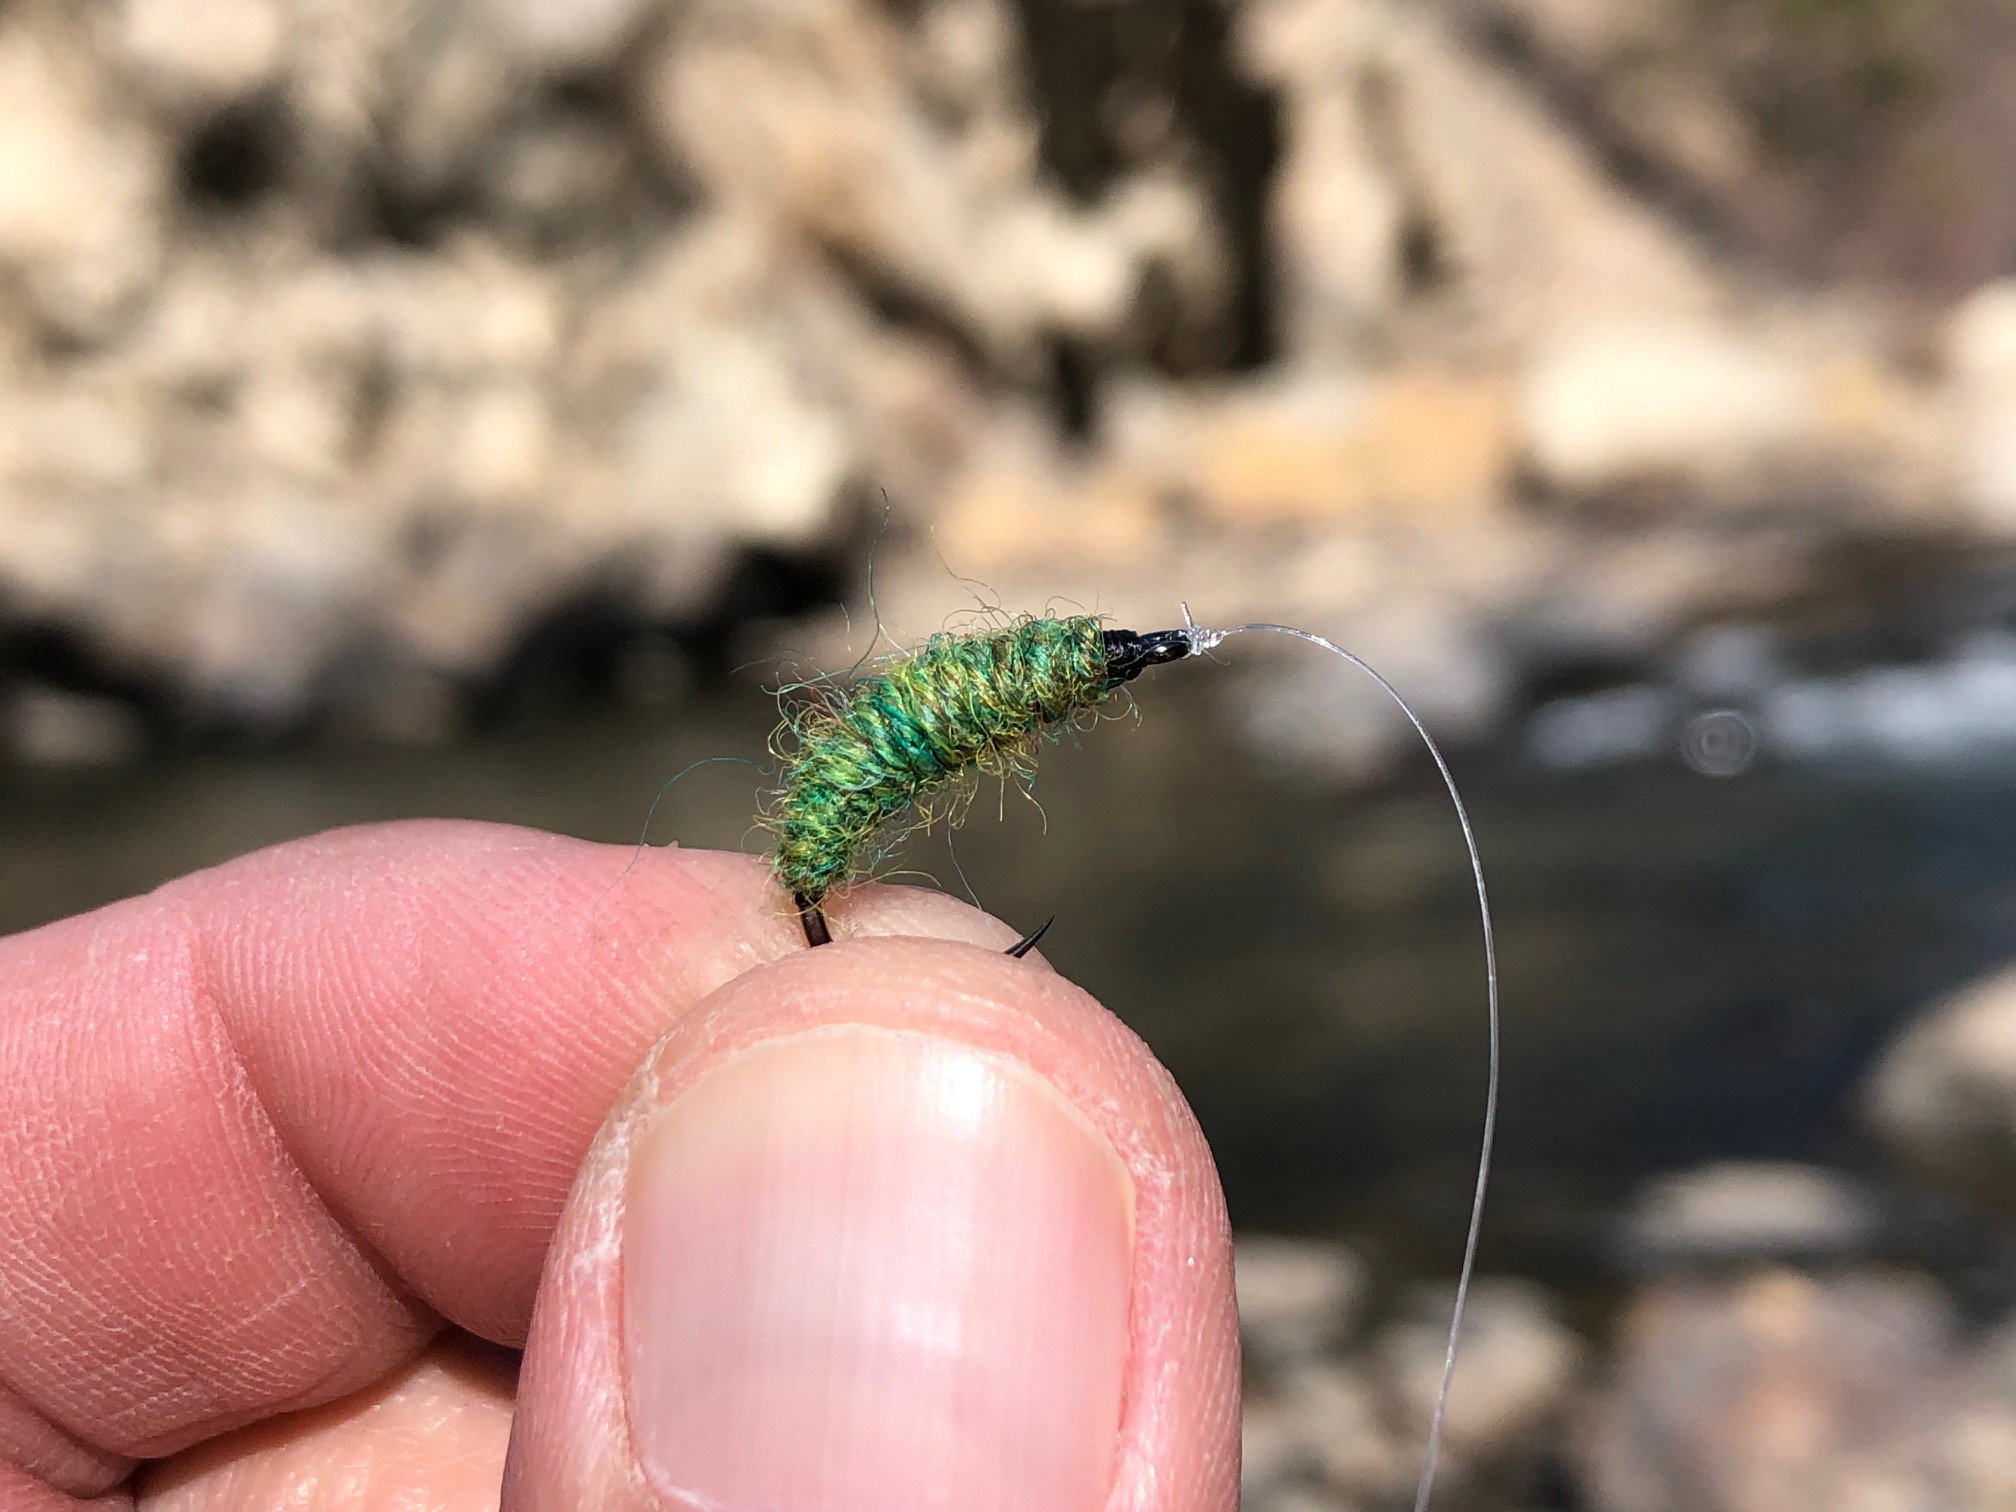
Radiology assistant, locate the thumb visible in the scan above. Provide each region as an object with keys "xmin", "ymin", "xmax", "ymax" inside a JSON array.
[{"xmin": 502, "ymin": 935, "xmax": 1240, "ymax": 1512}]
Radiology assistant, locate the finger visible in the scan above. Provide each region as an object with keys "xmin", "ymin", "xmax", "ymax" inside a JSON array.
[
  {"xmin": 0, "ymin": 820, "xmax": 1017, "ymax": 1496},
  {"xmin": 502, "ymin": 935, "xmax": 1241, "ymax": 1512},
  {"xmin": 135, "ymin": 1336, "xmax": 513, "ymax": 1512}
]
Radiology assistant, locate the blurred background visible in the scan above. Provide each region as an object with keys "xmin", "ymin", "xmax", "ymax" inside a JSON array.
[{"xmin": 12, "ymin": 0, "xmax": 2016, "ymax": 1504}]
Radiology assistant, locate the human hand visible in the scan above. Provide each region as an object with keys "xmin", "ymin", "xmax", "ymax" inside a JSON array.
[{"xmin": 0, "ymin": 820, "xmax": 1239, "ymax": 1511}]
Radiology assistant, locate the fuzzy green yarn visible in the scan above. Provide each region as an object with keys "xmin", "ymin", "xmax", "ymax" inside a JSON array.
[{"xmin": 766, "ymin": 614, "xmax": 1116, "ymax": 907}]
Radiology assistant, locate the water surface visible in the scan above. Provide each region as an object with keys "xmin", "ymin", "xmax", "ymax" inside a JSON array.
[{"xmin": 8, "ymin": 668, "xmax": 2013, "ymax": 1291}]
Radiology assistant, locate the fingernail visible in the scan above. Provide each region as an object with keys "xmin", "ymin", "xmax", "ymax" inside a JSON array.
[{"xmin": 623, "ymin": 1025, "xmax": 1133, "ymax": 1512}]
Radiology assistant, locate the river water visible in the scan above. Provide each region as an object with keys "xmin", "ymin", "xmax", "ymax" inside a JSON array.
[{"xmin": 9, "ymin": 659, "xmax": 2016, "ymax": 1294}]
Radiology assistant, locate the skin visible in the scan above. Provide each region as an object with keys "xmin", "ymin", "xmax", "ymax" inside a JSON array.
[{"xmin": 0, "ymin": 819, "xmax": 1240, "ymax": 1512}]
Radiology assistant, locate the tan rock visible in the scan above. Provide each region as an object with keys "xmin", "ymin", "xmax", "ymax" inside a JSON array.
[
  {"xmin": 644, "ymin": 0, "xmax": 1206, "ymax": 367},
  {"xmin": 0, "ymin": 378, "xmax": 157, "ymax": 493},
  {"xmin": 362, "ymin": 240, "xmax": 566, "ymax": 380},
  {"xmin": 1240, "ymin": 1393, "xmax": 1309, "ymax": 1502},
  {"xmin": 1237, "ymin": 0, "xmax": 1401, "ymax": 356},
  {"xmin": 1815, "ymin": 351, "xmax": 1945, "ymax": 486},
  {"xmin": 1521, "ymin": 317, "xmax": 1818, "ymax": 495},
  {"xmin": 236, "ymin": 368, "xmax": 358, "ymax": 483},
  {"xmin": 575, "ymin": 231, "xmax": 861, "ymax": 550},
  {"xmin": 5, "ymin": 684, "xmax": 144, "ymax": 768},
  {"xmin": 1577, "ymin": 1270, "xmax": 1958, "ymax": 1512},
  {"xmin": 1380, "ymin": 1278, "xmax": 1585, "ymax": 1472},
  {"xmin": 106, "ymin": 0, "xmax": 285, "ymax": 109},
  {"xmin": 1236, "ymin": 1235, "xmax": 1369, "ymax": 1363},
  {"xmin": 1357, "ymin": 367, "xmax": 1518, "ymax": 513},
  {"xmin": 479, "ymin": 0, "xmax": 663, "ymax": 70},
  {"xmin": 1185, "ymin": 375, "xmax": 1374, "ymax": 523},
  {"xmin": 391, "ymin": 509, "xmax": 584, "ymax": 674},
  {"xmin": 1284, "ymin": 1360, "xmax": 1412, "ymax": 1500},
  {"xmin": 451, "ymin": 381, "xmax": 556, "ymax": 506},
  {"xmin": 1241, "ymin": 0, "xmax": 1717, "ymax": 361},
  {"xmin": 279, "ymin": 0, "xmax": 406, "ymax": 211},
  {"xmin": 1137, "ymin": 369, "xmax": 1514, "ymax": 526},
  {"xmin": 175, "ymin": 487, "xmax": 387, "ymax": 721},
  {"xmin": 0, "ymin": 13, "xmax": 163, "ymax": 335},
  {"xmin": 934, "ymin": 416, "xmax": 1161, "ymax": 573},
  {"xmin": 1866, "ymin": 960, "xmax": 2016, "ymax": 1209},
  {"xmin": 1946, "ymin": 281, "xmax": 2016, "ymax": 532},
  {"xmin": 1620, "ymin": 1163, "xmax": 1881, "ymax": 1268}
]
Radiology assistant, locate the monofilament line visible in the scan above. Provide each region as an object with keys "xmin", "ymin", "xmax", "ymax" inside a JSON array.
[{"xmin": 1182, "ymin": 607, "xmax": 1499, "ymax": 1512}]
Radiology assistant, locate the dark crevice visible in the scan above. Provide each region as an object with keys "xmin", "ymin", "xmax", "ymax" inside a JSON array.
[
  {"xmin": 1009, "ymin": 0, "xmax": 1282, "ymax": 372},
  {"xmin": 689, "ymin": 543, "xmax": 853, "ymax": 670},
  {"xmin": 366, "ymin": 164, "xmax": 456, "ymax": 250},
  {"xmin": 1012, "ymin": 0, "xmax": 1133, "ymax": 202},
  {"xmin": 0, "ymin": 622, "xmax": 148, "ymax": 702},
  {"xmin": 1357, "ymin": 63, "xmax": 1451, "ymax": 301},
  {"xmin": 542, "ymin": 70, "xmax": 620, "ymax": 119},
  {"xmin": 469, "ymin": 541, "xmax": 852, "ymax": 727},
  {"xmin": 0, "ymin": 620, "xmax": 174, "ymax": 748},
  {"xmin": 1397, "ymin": 212, "xmax": 1449, "ymax": 295},
  {"xmin": 817, "ymin": 240, "xmax": 996, "ymax": 381},
  {"xmin": 178, "ymin": 92, "xmax": 293, "ymax": 212},
  {"xmin": 1, "ymin": 528, "xmax": 859, "ymax": 750},
  {"xmin": 1519, "ymin": 654, "xmax": 1662, "ymax": 709},
  {"xmin": 1051, "ymin": 338, "xmax": 1097, "ymax": 441},
  {"xmin": 1171, "ymin": 1, "xmax": 1281, "ymax": 369}
]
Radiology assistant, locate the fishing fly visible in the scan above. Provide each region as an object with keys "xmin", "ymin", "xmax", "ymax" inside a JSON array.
[{"xmin": 759, "ymin": 602, "xmax": 1500, "ymax": 1512}]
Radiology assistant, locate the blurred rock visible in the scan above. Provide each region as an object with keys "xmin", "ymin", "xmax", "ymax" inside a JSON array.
[
  {"xmin": 1240, "ymin": 0, "xmax": 1717, "ymax": 361},
  {"xmin": 1520, "ymin": 317, "xmax": 1817, "ymax": 498},
  {"xmin": 643, "ymin": 0, "xmax": 1218, "ymax": 368},
  {"xmin": 1236, "ymin": 600, "xmax": 1508, "ymax": 782},
  {"xmin": 1942, "ymin": 1316, "xmax": 2016, "ymax": 1508},
  {"xmin": 931, "ymin": 409, "xmax": 1159, "ymax": 575},
  {"xmin": 176, "ymin": 488, "xmax": 384, "ymax": 725},
  {"xmin": 1378, "ymin": 1277, "xmax": 1585, "ymax": 1495},
  {"xmin": 319, "ymin": 654, "xmax": 465, "ymax": 747},
  {"xmin": 1284, "ymin": 1359, "xmax": 1413, "ymax": 1503},
  {"xmin": 0, "ymin": 0, "xmax": 1999, "ymax": 746},
  {"xmin": 473, "ymin": 113, "xmax": 640, "ymax": 248},
  {"xmin": 1866, "ymin": 961, "xmax": 2016, "ymax": 1209},
  {"xmin": 1576, "ymin": 1269, "xmax": 1958, "ymax": 1512},
  {"xmin": 276, "ymin": 0, "xmax": 406, "ymax": 215},
  {"xmin": 0, "ymin": 10, "xmax": 163, "ymax": 338},
  {"xmin": 479, "ymin": 0, "xmax": 664, "ymax": 71},
  {"xmin": 1947, "ymin": 281, "xmax": 2016, "ymax": 534},
  {"xmin": 1103, "ymin": 369, "xmax": 1515, "ymax": 528},
  {"xmin": 1240, "ymin": 1390, "xmax": 1309, "ymax": 1504},
  {"xmin": 1619, "ymin": 1163, "xmax": 1883, "ymax": 1270},
  {"xmin": 1242, "ymin": 1356, "xmax": 1410, "ymax": 1508},
  {"xmin": 1237, "ymin": 0, "xmax": 1404, "ymax": 358},
  {"xmin": 607, "ymin": 288, "xmax": 849, "ymax": 547},
  {"xmin": 1455, "ymin": 0, "xmax": 2016, "ymax": 298},
  {"xmin": 1236, "ymin": 1233, "xmax": 1369, "ymax": 1364},
  {"xmin": 105, "ymin": 0, "xmax": 285, "ymax": 113},
  {"xmin": 4, "ymin": 684, "xmax": 145, "ymax": 768},
  {"xmin": 1243, "ymin": 1487, "xmax": 1363, "ymax": 1512}
]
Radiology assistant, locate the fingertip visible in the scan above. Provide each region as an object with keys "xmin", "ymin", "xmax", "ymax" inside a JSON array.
[
  {"xmin": 506, "ymin": 936, "xmax": 1239, "ymax": 1512},
  {"xmin": 136, "ymin": 1336, "xmax": 514, "ymax": 1512},
  {"xmin": 0, "ymin": 819, "xmax": 1128, "ymax": 1503}
]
